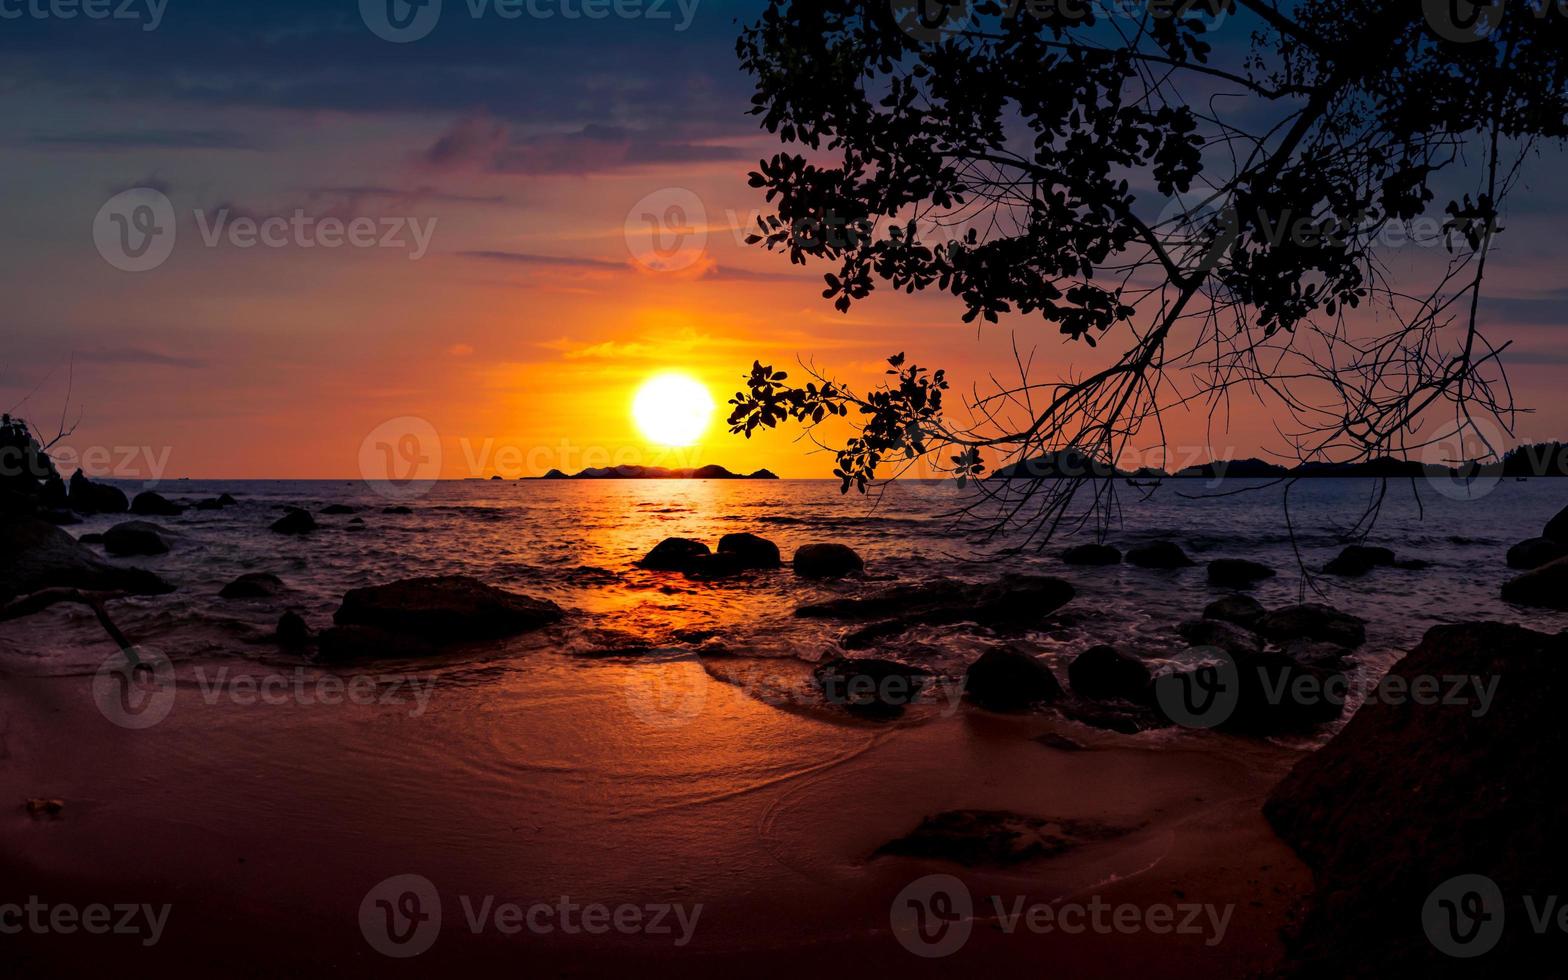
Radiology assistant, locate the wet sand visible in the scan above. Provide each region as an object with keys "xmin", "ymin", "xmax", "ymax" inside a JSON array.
[{"xmin": 0, "ymin": 650, "xmax": 1311, "ymax": 977}]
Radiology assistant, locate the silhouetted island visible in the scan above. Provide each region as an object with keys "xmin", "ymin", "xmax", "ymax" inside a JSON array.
[
  {"xmin": 995, "ymin": 443, "xmax": 1568, "ymax": 480},
  {"xmin": 534, "ymin": 465, "xmax": 779, "ymax": 480}
]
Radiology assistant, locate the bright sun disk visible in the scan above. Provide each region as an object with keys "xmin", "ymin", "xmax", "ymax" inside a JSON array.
[{"xmin": 632, "ymin": 373, "xmax": 715, "ymax": 447}]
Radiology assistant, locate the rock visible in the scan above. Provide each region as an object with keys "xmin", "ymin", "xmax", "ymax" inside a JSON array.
[
  {"xmin": 1545, "ymin": 503, "xmax": 1568, "ymax": 543},
  {"xmin": 321, "ymin": 504, "xmax": 357, "ymax": 515},
  {"xmin": 382, "ymin": 505, "xmax": 413, "ymax": 515},
  {"xmin": 1060, "ymin": 543, "xmax": 1121, "ymax": 566},
  {"xmin": 349, "ymin": 517, "xmax": 365, "ymax": 525},
  {"xmin": 1257, "ymin": 603, "xmax": 1366, "ymax": 649},
  {"xmin": 1178, "ymin": 618, "xmax": 1263, "ymax": 656},
  {"xmin": 1281, "ymin": 638, "xmax": 1354, "ymax": 670},
  {"xmin": 219, "ymin": 572, "xmax": 284, "ymax": 599},
  {"xmin": 270, "ymin": 509, "xmax": 317, "ymax": 535},
  {"xmin": 66, "ymin": 471, "xmax": 128, "ymax": 514},
  {"xmin": 1125, "ymin": 540, "xmax": 1194, "ymax": 568},
  {"xmin": 333, "ymin": 574, "xmax": 564, "ymax": 643},
  {"xmin": 1207, "ymin": 558, "xmax": 1274, "ymax": 588},
  {"xmin": 795, "ymin": 580, "xmax": 960, "ymax": 619},
  {"xmin": 1324, "ymin": 544, "xmax": 1396, "ymax": 577},
  {"xmin": 1228, "ymin": 651, "xmax": 1345, "ymax": 734},
  {"xmin": 194, "ymin": 498, "xmax": 225, "ymax": 511},
  {"xmin": 1264, "ymin": 622, "xmax": 1567, "ymax": 973},
  {"xmin": 316, "ymin": 625, "xmax": 439, "ymax": 662},
  {"xmin": 103, "ymin": 521, "xmax": 171, "ymax": 557},
  {"xmin": 876, "ymin": 810, "xmax": 1132, "ymax": 867},
  {"xmin": 808, "ymin": 575, "xmax": 1076, "ymax": 648},
  {"xmin": 276, "ymin": 611, "xmax": 310, "ymax": 648},
  {"xmin": 680, "ymin": 553, "xmax": 748, "ymax": 580},
  {"xmin": 637, "ymin": 537, "xmax": 711, "ymax": 571},
  {"xmin": 42, "ymin": 509, "xmax": 81, "ymax": 526},
  {"xmin": 40, "ymin": 475, "xmax": 67, "ymax": 509},
  {"xmin": 813, "ymin": 657, "xmax": 931, "ymax": 716},
  {"xmin": 1500, "ymin": 555, "xmax": 1568, "ymax": 609},
  {"xmin": 716, "ymin": 532, "xmax": 781, "ymax": 569},
  {"xmin": 792, "ymin": 542, "xmax": 864, "ymax": 578},
  {"xmin": 218, "ymin": 493, "xmax": 238, "ymax": 506},
  {"xmin": 78, "ymin": 533, "xmax": 104, "ymax": 545},
  {"xmin": 1067, "ymin": 645, "xmax": 1151, "ymax": 702},
  {"xmin": 25, "ymin": 798, "xmax": 64, "ymax": 818},
  {"xmin": 130, "ymin": 491, "xmax": 185, "ymax": 517},
  {"xmin": 1506, "ymin": 536, "xmax": 1568, "ymax": 570},
  {"xmin": 0, "ymin": 518, "xmax": 174, "ymax": 600},
  {"xmin": 1202, "ymin": 593, "xmax": 1266, "ymax": 628},
  {"xmin": 964, "ymin": 645, "xmax": 1062, "ymax": 710}
]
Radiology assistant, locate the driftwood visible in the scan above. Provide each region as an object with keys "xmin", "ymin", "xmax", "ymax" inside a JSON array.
[{"xmin": 0, "ymin": 588, "xmax": 140, "ymax": 662}]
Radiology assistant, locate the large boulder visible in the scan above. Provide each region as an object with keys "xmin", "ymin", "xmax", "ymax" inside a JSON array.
[
  {"xmin": 276, "ymin": 611, "xmax": 310, "ymax": 648},
  {"xmin": 792, "ymin": 542, "xmax": 864, "ymax": 578},
  {"xmin": 716, "ymin": 532, "xmax": 781, "ymax": 569},
  {"xmin": 1060, "ymin": 543, "xmax": 1121, "ymax": 566},
  {"xmin": 1264, "ymin": 623, "xmax": 1567, "ymax": 973},
  {"xmin": 333, "ymin": 575, "xmax": 563, "ymax": 643},
  {"xmin": 1067, "ymin": 645, "xmax": 1151, "ymax": 702},
  {"xmin": 1544, "ymin": 503, "xmax": 1568, "ymax": 544},
  {"xmin": 103, "ymin": 521, "xmax": 171, "ymax": 557},
  {"xmin": 66, "ymin": 471, "xmax": 128, "ymax": 514},
  {"xmin": 1500, "ymin": 555, "xmax": 1568, "ymax": 610},
  {"xmin": 965, "ymin": 645, "xmax": 1062, "ymax": 710},
  {"xmin": 130, "ymin": 491, "xmax": 185, "ymax": 517},
  {"xmin": 799, "ymin": 575, "xmax": 1076, "ymax": 648},
  {"xmin": 220, "ymin": 572, "xmax": 285, "ymax": 599},
  {"xmin": 0, "ymin": 518, "xmax": 173, "ymax": 600},
  {"xmin": 636, "ymin": 537, "xmax": 711, "ymax": 571},
  {"xmin": 270, "ymin": 509, "xmax": 317, "ymax": 535},
  {"xmin": 1125, "ymin": 540, "xmax": 1194, "ymax": 569},
  {"xmin": 1202, "ymin": 593, "xmax": 1266, "ymax": 628},
  {"xmin": 814, "ymin": 657, "xmax": 932, "ymax": 717},
  {"xmin": 1207, "ymin": 558, "xmax": 1274, "ymax": 588},
  {"xmin": 1324, "ymin": 544, "xmax": 1396, "ymax": 577},
  {"xmin": 1257, "ymin": 603, "xmax": 1366, "ymax": 649},
  {"xmin": 1505, "ymin": 536, "xmax": 1568, "ymax": 570},
  {"xmin": 1177, "ymin": 617, "xmax": 1263, "ymax": 657}
]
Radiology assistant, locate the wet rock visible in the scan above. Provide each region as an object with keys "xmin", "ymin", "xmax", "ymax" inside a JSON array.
[
  {"xmin": 1545, "ymin": 503, "xmax": 1568, "ymax": 544},
  {"xmin": 717, "ymin": 532, "xmax": 781, "ymax": 569},
  {"xmin": 193, "ymin": 497, "xmax": 226, "ymax": 511},
  {"xmin": 795, "ymin": 580, "xmax": 960, "ymax": 619},
  {"xmin": 1202, "ymin": 593, "xmax": 1266, "ymax": 628},
  {"xmin": 1257, "ymin": 603, "xmax": 1367, "ymax": 649},
  {"xmin": 637, "ymin": 537, "xmax": 711, "ymax": 572},
  {"xmin": 875, "ymin": 810, "xmax": 1132, "ymax": 867},
  {"xmin": 1067, "ymin": 645, "xmax": 1151, "ymax": 702},
  {"xmin": 42, "ymin": 509, "xmax": 80, "ymax": 526},
  {"xmin": 270, "ymin": 509, "xmax": 317, "ymax": 535},
  {"xmin": 78, "ymin": 533, "xmax": 104, "ymax": 545},
  {"xmin": 1324, "ymin": 544, "xmax": 1396, "ymax": 577},
  {"xmin": 316, "ymin": 625, "xmax": 438, "ymax": 662},
  {"xmin": 818, "ymin": 575, "xmax": 1077, "ymax": 649},
  {"xmin": 66, "ymin": 471, "xmax": 128, "ymax": 514},
  {"xmin": 1125, "ymin": 540, "xmax": 1194, "ymax": 569},
  {"xmin": 218, "ymin": 493, "xmax": 238, "ymax": 506},
  {"xmin": 792, "ymin": 542, "xmax": 864, "ymax": 578},
  {"xmin": 1281, "ymin": 638, "xmax": 1354, "ymax": 670},
  {"xmin": 1060, "ymin": 543, "xmax": 1121, "ymax": 566},
  {"xmin": 813, "ymin": 657, "xmax": 931, "ymax": 717},
  {"xmin": 276, "ymin": 611, "xmax": 310, "ymax": 648},
  {"xmin": 1506, "ymin": 536, "xmax": 1568, "ymax": 570},
  {"xmin": 321, "ymin": 504, "xmax": 357, "ymax": 515},
  {"xmin": 1501, "ymin": 555, "xmax": 1568, "ymax": 610},
  {"xmin": 1264, "ymin": 622, "xmax": 1567, "ymax": 974},
  {"xmin": 103, "ymin": 521, "xmax": 171, "ymax": 557},
  {"xmin": 1034, "ymin": 732, "xmax": 1089, "ymax": 752},
  {"xmin": 219, "ymin": 572, "xmax": 284, "ymax": 599},
  {"xmin": 382, "ymin": 505, "xmax": 413, "ymax": 515},
  {"xmin": 1178, "ymin": 618, "xmax": 1264, "ymax": 656},
  {"xmin": 965, "ymin": 645, "xmax": 1062, "ymax": 710},
  {"xmin": 24, "ymin": 798, "xmax": 64, "ymax": 819},
  {"xmin": 0, "ymin": 518, "xmax": 174, "ymax": 600},
  {"xmin": 333, "ymin": 574, "xmax": 564, "ymax": 643},
  {"xmin": 1207, "ymin": 558, "xmax": 1274, "ymax": 589},
  {"xmin": 130, "ymin": 491, "xmax": 185, "ymax": 517}
]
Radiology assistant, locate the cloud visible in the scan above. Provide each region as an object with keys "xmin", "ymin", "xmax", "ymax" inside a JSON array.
[
  {"xmin": 35, "ymin": 129, "xmax": 258, "ymax": 151},
  {"xmin": 74, "ymin": 348, "xmax": 206, "ymax": 369},
  {"xmin": 459, "ymin": 250, "xmax": 630, "ymax": 272},
  {"xmin": 420, "ymin": 114, "xmax": 509, "ymax": 172}
]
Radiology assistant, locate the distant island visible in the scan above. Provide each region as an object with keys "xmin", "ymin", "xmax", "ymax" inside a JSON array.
[
  {"xmin": 534, "ymin": 465, "xmax": 780, "ymax": 480},
  {"xmin": 994, "ymin": 443, "xmax": 1568, "ymax": 480}
]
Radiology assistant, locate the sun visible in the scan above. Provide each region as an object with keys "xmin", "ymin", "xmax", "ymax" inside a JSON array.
[{"xmin": 632, "ymin": 373, "xmax": 715, "ymax": 447}]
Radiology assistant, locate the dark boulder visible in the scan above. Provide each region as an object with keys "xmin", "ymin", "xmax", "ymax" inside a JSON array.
[
  {"xmin": 1156, "ymin": 649, "xmax": 1344, "ymax": 735},
  {"xmin": 193, "ymin": 498, "xmax": 226, "ymax": 511},
  {"xmin": 808, "ymin": 575, "xmax": 1076, "ymax": 649},
  {"xmin": 78, "ymin": 533, "xmax": 104, "ymax": 545},
  {"xmin": 276, "ymin": 611, "xmax": 310, "ymax": 648},
  {"xmin": 130, "ymin": 491, "xmax": 185, "ymax": 517},
  {"xmin": 637, "ymin": 537, "xmax": 711, "ymax": 571},
  {"xmin": 1281, "ymin": 638, "xmax": 1354, "ymax": 670},
  {"xmin": 716, "ymin": 532, "xmax": 781, "ymax": 569},
  {"xmin": 965, "ymin": 645, "xmax": 1062, "ymax": 710},
  {"xmin": 795, "ymin": 580, "xmax": 959, "ymax": 620},
  {"xmin": 103, "ymin": 521, "xmax": 171, "ymax": 557},
  {"xmin": 875, "ymin": 809, "xmax": 1131, "ymax": 867},
  {"xmin": 1506, "ymin": 536, "xmax": 1568, "ymax": 571},
  {"xmin": 382, "ymin": 505, "xmax": 413, "ymax": 515},
  {"xmin": 316, "ymin": 625, "xmax": 439, "ymax": 662},
  {"xmin": 321, "ymin": 504, "xmax": 357, "ymax": 515},
  {"xmin": 0, "ymin": 518, "xmax": 173, "ymax": 600},
  {"xmin": 1067, "ymin": 645, "xmax": 1151, "ymax": 702},
  {"xmin": 218, "ymin": 493, "xmax": 238, "ymax": 506},
  {"xmin": 1545, "ymin": 503, "xmax": 1568, "ymax": 544},
  {"xmin": 66, "ymin": 471, "xmax": 128, "ymax": 514},
  {"xmin": 792, "ymin": 542, "xmax": 864, "ymax": 578},
  {"xmin": 42, "ymin": 509, "xmax": 81, "ymax": 526},
  {"xmin": 1324, "ymin": 544, "xmax": 1396, "ymax": 577},
  {"xmin": 220, "ymin": 572, "xmax": 285, "ymax": 599},
  {"xmin": 1264, "ymin": 623, "xmax": 1566, "ymax": 974},
  {"xmin": 270, "ymin": 509, "xmax": 317, "ymax": 535},
  {"xmin": 333, "ymin": 575, "xmax": 563, "ymax": 643},
  {"xmin": 1202, "ymin": 593, "xmax": 1266, "ymax": 628},
  {"xmin": 1207, "ymin": 558, "xmax": 1274, "ymax": 588},
  {"xmin": 1125, "ymin": 541, "xmax": 1194, "ymax": 569},
  {"xmin": 1257, "ymin": 603, "xmax": 1367, "ymax": 649},
  {"xmin": 1178, "ymin": 618, "xmax": 1263, "ymax": 657},
  {"xmin": 1060, "ymin": 543, "xmax": 1121, "ymax": 566},
  {"xmin": 1500, "ymin": 555, "xmax": 1568, "ymax": 610},
  {"xmin": 813, "ymin": 657, "xmax": 931, "ymax": 717}
]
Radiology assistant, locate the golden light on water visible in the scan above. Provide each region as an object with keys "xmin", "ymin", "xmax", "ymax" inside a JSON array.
[{"xmin": 632, "ymin": 373, "xmax": 715, "ymax": 447}]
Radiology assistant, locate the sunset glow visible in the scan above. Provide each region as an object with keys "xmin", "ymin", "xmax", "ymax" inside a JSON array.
[{"xmin": 632, "ymin": 373, "xmax": 715, "ymax": 448}]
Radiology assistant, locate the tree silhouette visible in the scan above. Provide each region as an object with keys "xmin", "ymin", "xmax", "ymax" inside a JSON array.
[{"xmin": 728, "ymin": 0, "xmax": 1568, "ymax": 541}]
